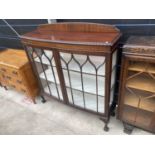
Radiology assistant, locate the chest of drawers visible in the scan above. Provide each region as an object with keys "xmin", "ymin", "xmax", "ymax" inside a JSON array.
[{"xmin": 0, "ymin": 49, "xmax": 39, "ymax": 103}]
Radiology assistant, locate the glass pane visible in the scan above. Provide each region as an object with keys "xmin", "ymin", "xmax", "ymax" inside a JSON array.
[
  {"xmin": 27, "ymin": 47, "xmax": 63, "ymax": 100},
  {"xmin": 112, "ymin": 50, "xmax": 117, "ymax": 70},
  {"xmin": 110, "ymin": 50, "xmax": 117, "ymax": 105},
  {"xmin": 60, "ymin": 52, "xmax": 106, "ymax": 114},
  {"xmin": 123, "ymin": 59, "xmax": 155, "ymax": 129}
]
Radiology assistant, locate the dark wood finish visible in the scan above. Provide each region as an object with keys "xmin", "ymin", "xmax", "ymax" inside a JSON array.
[
  {"xmin": 53, "ymin": 50, "xmax": 69, "ymax": 104},
  {"xmin": 0, "ymin": 49, "xmax": 39, "ymax": 103},
  {"xmin": 117, "ymin": 36, "xmax": 155, "ymax": 134},
  {"xmin": 123, "ymin": 36, "xmax": 155, "ymax": 56},
  {"xmin": 21, "ymin": 22, "xmax": 121, "ymax": 131},
  {"xmin": 21, "ymin": 22, "xmax": 121, "ymax": 53}
]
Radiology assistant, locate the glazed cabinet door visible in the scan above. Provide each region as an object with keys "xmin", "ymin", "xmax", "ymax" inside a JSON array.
[
  {"xmin": 25, "ymin": 46, "xmax": 63, "ymax": 101},
  {"xmin": 119, "ymin": 54, "xmax": 155, "ymax": 132},
  {"xmin": 25, "ymin": 45, "xmax": 117, "ymax": 116},
  {"xmin": 59, "ymin": 50, "xmax": 117, "ymax": 114}
]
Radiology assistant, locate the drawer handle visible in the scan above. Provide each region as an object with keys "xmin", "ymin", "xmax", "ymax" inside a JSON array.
[
  {"xmin": 21, "ymin": 89, "xmax": 26, "ymax": 93},
  {"xmin": 17, "ymin": 80, "xmax": 22, "ymax": 84},
  {"xmin": 1, "ymin": 68, "xmax": 6, "ymax": 72},
  {"xmin": 10, "ymin": 85, "xmax": 16, "ymax": 89},
  {"xmin": 6, "ymin": 76, "xmax": 11, "ymax": 80},
  {"xmin": 12, "ymin": 71, "xmax": 18, "ymax": 75}
]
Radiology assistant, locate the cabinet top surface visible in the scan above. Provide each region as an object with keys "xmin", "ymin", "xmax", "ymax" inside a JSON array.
[
  {"xmin": 124, "ymin": 36, "xmax": 155, "ymax": 47},
  {"xmin": 21, "ymin": 22, "xmax": 121, "ymax": 46},
  {"xmin": 123, "ymin": 36, "xmax": 155, "ymax": 56},
  {"xmin": 0, "ymin": 49, "xmax": 28, "ymax": 69}
]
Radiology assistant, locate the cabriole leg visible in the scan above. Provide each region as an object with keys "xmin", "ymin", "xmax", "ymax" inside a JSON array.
[
  {"xmin": 104, "ymin": 122, "xmax": 110, "ymax": 132},
  {"xmin": 100, "ymin": 117, "xmax": 110, "ymax": 132},
  {"xmin": 110, "ymin": 101, "xmax": 116, "ymax": 117},
  {"xmin": 41, "ymin": 95, "xmax": 46, "ymax": 103},
  {"xmin": 4, "ymin": 86, "xmax": 8, "ymax": 90}
]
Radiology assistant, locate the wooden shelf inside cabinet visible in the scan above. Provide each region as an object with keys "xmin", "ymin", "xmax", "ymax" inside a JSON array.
[
  {"xmin": 126, "ymin": 75, "xmax": 155, "ymax": 93},
  {"xmin": 39, "ymin": 67, "xmax": 105, "ymax": 96},
  {"xmin": 128, "ymin": 62, "xmax": 155, "ymax": 74},
  {"xmin": 124, "ymin": 93, "xmax": 155, "ymax": 112},
  {"xmin": 21, "ymin": 22, "xmax": 122, "ymax": 131}
]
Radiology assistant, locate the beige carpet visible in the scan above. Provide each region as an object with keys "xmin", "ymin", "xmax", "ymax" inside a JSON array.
[{"xmin": 0, "ymin": 87, "xmax": 151, "ymax": 135}]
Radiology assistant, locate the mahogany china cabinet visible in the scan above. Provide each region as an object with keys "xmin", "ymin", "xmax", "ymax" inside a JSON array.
[
  {"xmin": 118, "ymin": 36, "xmax": 155, "ymax": 134},
  {"xmin": 21, "ymin": 22, "xmax": 121, "ymax": 131}
]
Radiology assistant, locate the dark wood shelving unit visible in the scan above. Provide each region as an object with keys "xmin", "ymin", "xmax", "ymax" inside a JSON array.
[{"xmin": 118, "ymin": 36, "xmax": 155, "ymax": 134}]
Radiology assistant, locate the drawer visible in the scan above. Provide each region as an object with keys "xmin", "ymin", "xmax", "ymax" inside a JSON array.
[
  {"xmin": 3, "ymin": 75, "xmax": 23, "ymax": 85},
  {"xmin": 8, "ymin": 76, "xmax": 24, "ymax": 85},
  {"xmin": 16, "ymin": 84, "xmax": 27, "ymax": 93},
  {"xmin": 7, "ymin": 69, "xmax": 21, "ymax": 79},
  {"xmin": 8, "ymin": 80, "xmax": 27, "ymax": 93},
  {"xmin": 8, "ymin": 78, "xmax": 26, "ymax": 88},
  {"xmin": 0, "ymin": 66, "xmax": 22, "ymax": 79},
  {"xmin": 0, "ymin": 66, "xmax": 8, "ymax": 73}
]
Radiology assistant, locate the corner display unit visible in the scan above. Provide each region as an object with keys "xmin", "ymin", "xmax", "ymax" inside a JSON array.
[
  {"xmin": 21, "ymin": 22, "xmax": 121, "ymax": 131},
  {"xmin": 118, "ymin": 36, "xmax": 155, "ymax": 134}
]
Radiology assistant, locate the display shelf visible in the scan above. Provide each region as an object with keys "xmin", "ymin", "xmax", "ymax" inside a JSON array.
[
  {"xmin": 124, "ymin": 93, "xmax": 155, "ymax": 112},
  {"xmin": 44, "ymin": 83, "xmax": 63, "ymax": 100},
  {"xmin": 64, "ymin": 70, "xmax": 105, "ymax": 96},
  {"xmin": 39, "ymin": 67, "xmax": 60, "ymax": 84},
  {"xmin": 66, "ymin": 88, "xmax": 105, "ymax": 113},
  {"xmin": 128, "ymin": 62, "xmax": 155, "ymax": 74},
  {"xmin": 126, "ymin": 75, "xmax": 155, "ymax": 93},
  {"xmin": 40, "ymin": 68, "xmax": 105, "ymax": 96}
]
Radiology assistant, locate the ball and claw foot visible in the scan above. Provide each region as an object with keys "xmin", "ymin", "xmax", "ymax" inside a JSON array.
[
  {"xmin": 124, "ymin": 128, "xmax": 132, "ymax": 135},
  {"xmin": 104, "ymin": 124, "xmax": 109, "ymax": 132},
  {"xmin": 41, "ymin": 96, "xmax": 46, "ymax": 103},
  {"xmin": 123, "ymin": 123, "xmax": 133, "ymax": 134},
  {"xmin": 4, "ymin": 86, "xmax": 8, "ymax": 90},
  {"xmin": 110, "ymin": 111, "xmax": 115, "ymax": 117}
]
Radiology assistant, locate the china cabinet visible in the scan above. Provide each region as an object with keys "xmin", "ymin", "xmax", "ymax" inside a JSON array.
[
  {"xmin": 21, "ymin": 22, "xmax": 121, "ymax": 131},
  {"xmin": 118, "ymin": 36, "xmax": 155, "ymax": 134}
]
